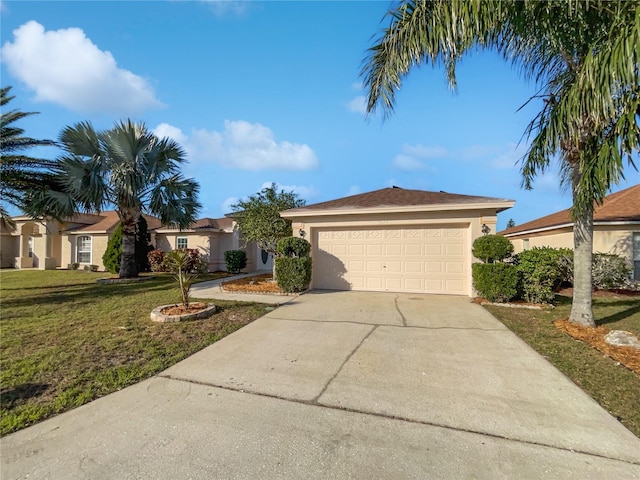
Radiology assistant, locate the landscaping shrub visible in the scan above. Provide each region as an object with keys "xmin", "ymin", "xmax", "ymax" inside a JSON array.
[
  {"xmin": 472, "ymin": 235, "xmax": 514, "ymax": 263},
  {"xmin": 162, "ymin": 248, "xmax": 206, "ymax": 273},
  {"xmin": 472, "ymin": 263, "xmax": 519, "ymax": 303},
  {"xmin": 513, "ymin": 247, "xmax": 572, "ymax": 304},
  {"xmin": 102, "ymin": 217, "xmax": 153, "ymax": 274},
  {"xmin": 276, "ymin": 236, "xmax": 311, "ymax": 258},
  {"xmin": 275, "ymin": 257, "xmax": 312, "ymax": 293},
  {"xmin": 148, "ymin": 249, "xmax": 166, "ymax": 272},
  {"xmin": 224, "ymin": 250, "xmax": 247, "ymax": 274},
  {"xmin": 592, "ymin": 253, "xmax": 632, "ymax": 289},
  {"xmin": 275, "ymin": 236, "xmax": 312, "ymax": 292}
]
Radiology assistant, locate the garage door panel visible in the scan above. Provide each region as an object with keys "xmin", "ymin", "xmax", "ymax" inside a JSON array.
[{"xmin": 314, "ymin": 225, "xmax": 468, "ymax": 294}]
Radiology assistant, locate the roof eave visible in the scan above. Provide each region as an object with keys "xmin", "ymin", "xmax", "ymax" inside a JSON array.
[
  {"xmin": 502, "ymin": 219, "xmax": 640, "ymax": 237},
  {"xmin": 281, "ymin": 201, "xmax": 515, "ymax": 219}
]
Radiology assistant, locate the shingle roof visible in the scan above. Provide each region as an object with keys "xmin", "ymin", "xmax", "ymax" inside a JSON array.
[
  {"xmin": 64, "ymin": 211, "xmax": 163, "ymax": 233},
  {"xmin": 500, "ymin": 183, "xmax": 640, "ymax": 236},
  {"xmin": 155, "ymin": 217, "xmax": 234, "ymax": 232},
  {"xmin": 283, "ymin": 186, "xmax": 513, "ymax": 213}
]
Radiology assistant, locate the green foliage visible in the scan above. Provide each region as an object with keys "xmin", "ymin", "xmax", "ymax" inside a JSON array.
[
  {"xmin": 514, "ymin": 247, "xmax": 572, "ymax": 304},
  {"xmin": 0, "ymin": 86, "xmax": 57, "ymax": 225},
  {"xmin": 472, "ymin": 263, "xmax": 519, "ymax": 303},
  {"xmin": 275, "ymin": 257, "xmax": 312, "ymax": 293},
  {"xmin": 472, "ymin": 235, "xmax": 514, "ymax": 263},
  {"xmin": 162, "ymin": 248, "xmax": 205, "ymax": 274},
  {"xmin": 224, "ymin": 250, "xmax": 247, "ymax": 274},
  {"xmin": 506, "ymin": 219, "xmax": 516, "ymax": 229},
  {"xmin": 276, "ymin": 236, "xmax": 311, "ymax": 258},
  {"xmin": 163, "ymin": 249, "xmax": 198, "ymax": 307},
  {"xmin": 147, "ymin": 249, "xmax": 166, "ymax": 272},
  {"xmin": 231, "ymin": 183, "xmax": 306, "ymax": 255},
  {"xmin": 592, "ymin": 253, "xmax": 632, "ymax": 290},
  {"xmin": 102, "ymin": 217, "xmax": 153, "ymax": 274}
]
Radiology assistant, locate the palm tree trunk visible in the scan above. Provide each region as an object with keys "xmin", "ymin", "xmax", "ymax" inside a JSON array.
[
  {"xmin": 119, "ymin": 214, "xmax": 138, "ymax": 278},
  {"xmin": 568, "ymin": 173, "xmax": 595, "ymax": 327}
]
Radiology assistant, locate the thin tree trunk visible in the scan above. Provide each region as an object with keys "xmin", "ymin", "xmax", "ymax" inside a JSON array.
[
  {"xmin": 569, "ymin": 175, "xmax": 595, "ymax": 327},
  {"xmin": 119, "ymin": 213, "xmax": 139, "ymax": 278}
]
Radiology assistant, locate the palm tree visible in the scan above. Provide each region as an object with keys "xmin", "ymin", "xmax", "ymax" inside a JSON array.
[
  {"xmin": 0, "ymin": 86, "xmax": 57, "ymax": 226},
  {"xmin": 30, "ymin": 120, "xmax": 201, "ymax": 278},
  {"xmin": 361, "ymin": 0, "xmax": 639, "ymax": 327}
]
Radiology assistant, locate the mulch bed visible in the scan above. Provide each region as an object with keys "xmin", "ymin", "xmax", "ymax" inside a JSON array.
[
  {"xmin": 161, "ymin": 302, "xmax": 210, "ymax": 315},
  {"xmin": 222, "ymin": 274, "xmax": 284, "ymax": 294},
  {"xmin": 554, "ymin": 319, "xmax": 640, "ymax": 375}
]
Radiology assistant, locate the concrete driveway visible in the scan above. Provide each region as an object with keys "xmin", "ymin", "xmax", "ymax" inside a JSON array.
[{"xmin": 2, "ymin": 291, "xmax": 639, "ymax": 479}]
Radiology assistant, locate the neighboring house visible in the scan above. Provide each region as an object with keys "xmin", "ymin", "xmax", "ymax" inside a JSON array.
[
  {"xmin": 281, "ymin": 186, "xmax": 514, "ymax": 296},
  {"xmin": 499, "ymin": 184, "xmax": 640, "ymax": 280},
  {"xmin": 1, "ymin": 211, "xmax": 272, "ymax": 273}
]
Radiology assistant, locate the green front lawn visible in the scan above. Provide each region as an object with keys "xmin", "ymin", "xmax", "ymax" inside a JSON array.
[
  {"xmin": 485, "ymin": 293, "xmax": 640, "ymax": 437},
  {"xmin": 0, "ymin": 270, "xmax": 267, "ymax": 436}
]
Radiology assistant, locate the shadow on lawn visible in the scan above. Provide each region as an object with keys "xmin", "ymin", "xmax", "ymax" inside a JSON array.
[
  {"xmin": 597, "ymin": 303, "xmax": 640, "ymax": 327},
  {"xmin": 1, "ymin": 383, "xmax": 50, "ymax": 409}
]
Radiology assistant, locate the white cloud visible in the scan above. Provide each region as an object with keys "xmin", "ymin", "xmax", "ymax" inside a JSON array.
[
  {"xmin": 347, "ymin": 185, "xmax": 361, "ymax": 196},
  {"xmin": 392, "ymin": 154, "xmax": 424, "ymax": 171},
  {"xmin": 1, "ymin": 21, "xmax": 162, "ymax": 115},
  {"xmin": 155, "ymin": 120, "xmax": 319, "ymax": 171},
  {"xmin": 153, "ymin": 123, "xmax": 188, "ymax": 144},
  {"xmin": 222, "ymin": 196, "xmax": 240, "ymax": 213},
  {"xmin": 200, "ymin": 0, "xmax": 250, "ymax": 16},
  {"xmin": 490, "ymin": 142, "xmax": 528, "ymax": 169},
  {"xmin": 347, "ymin": 95, "xmax": 367, "ymax": 114},
  {"xmin": 260, "ymin": 181, "xmax": 316, "ymax": 200}
]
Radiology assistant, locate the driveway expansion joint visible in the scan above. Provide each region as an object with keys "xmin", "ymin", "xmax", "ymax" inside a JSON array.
[{"xmin": 156, "ymin": 374, "xmax": 640, "ymax": 467}]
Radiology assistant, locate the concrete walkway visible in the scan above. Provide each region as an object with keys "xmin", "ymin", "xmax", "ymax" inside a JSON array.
[{"xmin": 2, "ymin": 291, "xmax": 639, "ymax": 479}]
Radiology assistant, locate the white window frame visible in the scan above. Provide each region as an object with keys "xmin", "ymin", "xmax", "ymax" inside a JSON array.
[
  {"xmin": 176, "ymin": 236, "xmax": 188, "ymax": 249},
  {"xmin": 523, "ymin": 239, "xmax": 530, "ymax": 250},
  {"xmin": 76, "ymin": 235, "xmax": 92, "ymax": 264},
  {"xmin": 28, "ymin": 236, "xmax": 34, "ymax": 258}
]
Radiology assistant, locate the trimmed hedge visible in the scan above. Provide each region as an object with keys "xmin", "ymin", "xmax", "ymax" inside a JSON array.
[
  {"xmin": 592, "ymin": 253, "xmax": 632, "ymax": 289},
  {"xmin": 472, "ymin": 263, "xmax": 519, "ymax": 303},
  {"xmin": 513, "ymin": 247, "xmax": 572, "ymax": 304},
  {"xmin": 224, "ymin": 250, "xmax": 247, "ymax": 274},
  {"xmin": 275, "ymin": 257, "xmax": 312, "ymax": 293},
  {"xmin": 276, "ymin": 236, "xmax": 311, "ymax": 257},
  {"xmin": 472, "ymin": 234, "xmax": 514, "ymax": 263}
]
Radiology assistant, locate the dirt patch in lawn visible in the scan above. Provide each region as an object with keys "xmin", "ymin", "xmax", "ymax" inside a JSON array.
[
  {"xmin": 222, "ymin": 274, "xmax": 284, "ymax": 294},
  {"xmin": 555, "ymin": 319, "xmax": 640, "ymax": 375},
  {"xmin": 161, "ymin": 302, "xmax": 210, "ymax": 315}
]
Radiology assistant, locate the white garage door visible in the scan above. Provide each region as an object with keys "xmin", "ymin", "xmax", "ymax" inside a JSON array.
[{"xmin": 314, "ymin": 225, "xmax": 468, "ymax": 294}]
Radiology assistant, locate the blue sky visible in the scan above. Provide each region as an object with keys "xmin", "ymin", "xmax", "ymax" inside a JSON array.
[{"xmin": 2, "ymin": 1, "xmax": 638, "ymax": 231}]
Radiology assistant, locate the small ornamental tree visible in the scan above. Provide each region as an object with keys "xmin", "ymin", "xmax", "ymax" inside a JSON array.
[
  {"xmin": 471, "ymin": 235, "xmax": 517, "ymax": 303},
  {"xmin": 231, "ymin": 183, "xmax": 305, "ymax": 277},
  {"xmin": 275, "ymin": 237, "xmax": 312, "ymax": 293},
  {"xmin": 224, "ymin": 250, "xmax": 247, "ymax": 274},
  {"xmin": 102, "ymin": 217, "xmax": 153, "ymax": 274}
]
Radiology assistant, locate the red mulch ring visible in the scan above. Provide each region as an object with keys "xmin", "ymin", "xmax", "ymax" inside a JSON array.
[
  {"xmin": 554, "ymin": 319, "xmax": 640, "ymax": 375},
  {"xmin": 558, "ymin": 288, "xmax": 640, "ymax": 298},
  {"xmin": 161, "ymin": 302, "xmax": 210, "ymax": 315},
  {"xmin": 222, "ymin": 274, "xmax": 284, "ymax": 294}
]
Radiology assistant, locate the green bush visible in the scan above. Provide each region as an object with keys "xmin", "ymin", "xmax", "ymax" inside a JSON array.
[
  {"xmin": 224, "ymin": 250, "xmax": 247, "ymax": 274},
  {"xmin": 275, "ymin": 257, "xmax": 312, "ymax": 293},
  {"xmin": 592, "ymin": 253, "xmax": 632, "ymax": 289},
  {"xmin": 513, "ymin": 247, "xmax": 572, "ymax": 304},
  {"xmin": 472, "ymin": 263, "xmax": 519, "ymax": 302},
  {"xmin": 162, "ymin": 248, "xmax": 206, "ymax": 273},
  {"xmin": 102, "ymin": 217, "xmax": 153, "ymax": 274},
  {"xmin": 276, "ymin": 237, "xmax": 311, "ymax": 258},
  {"xmin": 472, "ymin": 235, "xmax": 514, "ymax": 263}
]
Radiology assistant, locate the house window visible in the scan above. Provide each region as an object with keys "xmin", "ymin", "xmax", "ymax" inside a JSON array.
[
  {"xmin": 633, "ymin": 233, "xmax": 640, "ymax": 281},
  {"xmin": 176, "ymin": 237, "xmax": 188, "ymax": 249},
  {"xmin": 28, "ymin": 236, "xmax": 34, "ymax": 258},
  {"xmin": 523, "ymin": 239, "xmax": 530, "ymax": 250},
  {"xmin": 77, "ymin": 236, "xmax": 92, "ymax": 263}
]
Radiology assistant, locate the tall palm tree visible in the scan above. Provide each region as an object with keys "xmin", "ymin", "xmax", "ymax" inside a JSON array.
[
  {"xmin": 361, "ymin": 0, "xmax": 639, "ymax": 326},
  {"xmin": 0, "ymin": 86, "xmax": 57, "ymax": 226},
  {"xmin": 30, "ymin": 120, "xmax": 201, "ymax": 278}
]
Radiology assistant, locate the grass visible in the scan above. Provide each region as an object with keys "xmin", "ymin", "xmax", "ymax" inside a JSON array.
[
  {"xmin": 485, "ymin": 293, "xmax": 640, "ymax": 437},
  {"xmin": 0, "ymin": 269, "xmax": 269, "ymax": 436}
]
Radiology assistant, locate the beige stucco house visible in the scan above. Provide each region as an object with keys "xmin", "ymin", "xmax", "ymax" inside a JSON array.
[
  {"xmin": 1, "ymin": 211, "xmax": 272, "ymax": 273},
  {"xmin": 281, "ymin": 186, "xmax": 514, "ymax": 296},
  {"xmin": 499, "ymin": 184, "xmax": 640, "ymax": 280}
]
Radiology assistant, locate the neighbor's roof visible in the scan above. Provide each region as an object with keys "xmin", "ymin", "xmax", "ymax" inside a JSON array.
[
  {"xmin": 282, "ymin": 187, "xmax": 514, "ymax": 216},
  {"xmin": 155, "ymin": 217, "xmax": 234, "ymax": 232},
  {"xmin": 500, "ymin": 183, "xmax": 640, "ymax": 237},
  {"xmin": 64, "ymin": 211, "xmax": 163, "ymax": 233}
]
